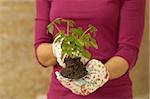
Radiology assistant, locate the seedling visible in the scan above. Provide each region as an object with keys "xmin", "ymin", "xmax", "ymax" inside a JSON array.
[
  {"xmin": 47, "ymin": 18, "xmax": 98, "ymax": 79},
  {"xmin": 47, "ymin": 18, "xmax": 98, "ymax": 60}
]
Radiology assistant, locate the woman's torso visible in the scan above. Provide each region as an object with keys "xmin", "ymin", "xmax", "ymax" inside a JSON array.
[
  {"xmin": 48, "ymin": 0, "xmax": 132, "ymax": 99},
  {"xmin": 49, "ymin": 0, "xmax": 121, "ymax": 60}
]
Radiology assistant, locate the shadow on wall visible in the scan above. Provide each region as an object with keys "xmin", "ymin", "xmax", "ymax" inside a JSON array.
[{"xmin": 0, "ymin": 0, "xmax": 149, "ymax": 99}]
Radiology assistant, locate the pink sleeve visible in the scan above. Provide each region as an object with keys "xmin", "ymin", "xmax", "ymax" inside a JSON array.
[
  {"xmin": 34, "ymin": 0, "xmax": 53, "ymax": 67},
  {"xmin": 115, "ymin": 0, "xmax": 146, "ymax": 69}
]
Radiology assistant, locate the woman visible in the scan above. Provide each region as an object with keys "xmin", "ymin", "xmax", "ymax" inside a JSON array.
[{"xmin": 34, "ymin": 0, "xmax": 146, "ymax": 99}]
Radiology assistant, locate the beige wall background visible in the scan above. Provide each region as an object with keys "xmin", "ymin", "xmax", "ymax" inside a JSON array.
[
  {"xmin": 0, "ymin": 0, "xmax": 149, "ymax": 99},
  {"xmin": 130, "ymin": 0, "xmax": 149, "ymax": 99}
]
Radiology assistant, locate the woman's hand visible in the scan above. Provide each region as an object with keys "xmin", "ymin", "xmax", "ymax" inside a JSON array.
[
  {"xmin": 52, "ymin": 35, "xmax": 89, "ymax": 68},
  {"xmin": 55, "ymin": 59, "xmax": 109, "ymax": 95},
  {"xmin": 52, "ymin": 35, "xmax": 66, "ymax": 68},
  {"xmin": 36, "ymin": 43, "xmax": 57, "ymax": 67},
  {"xmin": 104, "ymin": 56, "xmax": 129, "ymax": 80}
]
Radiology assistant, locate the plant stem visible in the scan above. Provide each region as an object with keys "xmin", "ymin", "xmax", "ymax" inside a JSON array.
[
  {"xmin": 67, "ymin": 21, "xmax": 69, "ymax": 35},
  {"xmin": 53, "ymin": 22, "xmax": 62, "ymax": 34},
  {"xmin": 80, "ymin": 26, "xmax": 92, "ymax": 39}
]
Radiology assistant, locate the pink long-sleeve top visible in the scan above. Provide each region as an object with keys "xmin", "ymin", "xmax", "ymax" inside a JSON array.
[{"xmin": 34, "ymin": 0, "xmax": 145, "ymax": 99}]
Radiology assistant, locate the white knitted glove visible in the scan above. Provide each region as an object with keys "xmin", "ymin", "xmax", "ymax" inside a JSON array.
[
  {"xmin": 55, "ymin": 59, "xmax": 109, "ymax": 95},
  {"xmin": 52, "ymin": 35, "xmax": 89, "ymax": 68}
]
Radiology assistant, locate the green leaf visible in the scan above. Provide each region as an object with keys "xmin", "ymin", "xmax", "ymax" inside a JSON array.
[
  {"xmin": 48, "ymin": 18, "xmax": 99, "ymax": 59},
  {"xmin": 61, "ymin": 19, "xmax": 67, "ymax": 22},
  {"xmin": 59, "ymin": 30, "xmax": 65, "ymax": 35},
  {"xmin": 54, "ymin": 18, "xmax": 61, "ymax": 24},
  {"xmin": 81, "ymin": 50, "xmax": 91, "ymax": 59},
  {"xmin": 88, "ymin": 24, "xmax": 97, "ymax": 37},
  {"xmin": 70, "ymin": 28, "xmax": 78, "ymax": 36},
  {"xmin": 47, "ymin": 23, "xmax": 54, "ymax": 34},
  {"xmin": 77, "ymin": 39, "xmax": 84, "ymax": 47},
  {"xmin": 84, "ymin": 41, "xmax": 90, "ymax": 48},
  {"xmin": 93, "ymin": 31, "xmax": 97, "ymax": 37},
  {"xmin": 70, "ymin": 27, "xmax": 84, "ymax": 38},
  {"xmin": 68, "ymin": 20, "xmax": 75, "ymax": 27},
  {"xmin": 82, "ymin": 33, "xmax": 90, "ymax": 41},
  {"xmin": 91, "ymin": 26, "xmax": 97, "ymax": 37},
  {"xmin": 77, "ymin": 27, "xmax": 84, "ymax": 35},
  {"xmin": 90, "ymin": 38, "xmax": 98, "ymax": 49}
]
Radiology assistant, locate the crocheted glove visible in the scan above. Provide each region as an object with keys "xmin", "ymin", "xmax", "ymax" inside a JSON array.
[
  {"xmin": 55, "ymin": 59, "xmax": 109, "ymax": 96},
  {"xmin": 52, "ymin": 35, "xmax": 89, "ymax": 68}
]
